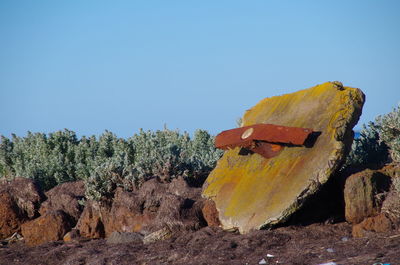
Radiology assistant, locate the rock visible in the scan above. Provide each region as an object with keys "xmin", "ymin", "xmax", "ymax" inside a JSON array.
[
  {"xmin": 63, "ymin": 229, "xmax": 81, "ymax": 242},
  {"xmin": 344, "ymin": 169, "xmax": 391, "ymax": 224},
  {"xmin": 0, "ymin": 178, "xmax": 44, "ymax": 239},
  {"xmin": 76, "ymin": 178, "xmax": 205, "ymax": 239},
  {"xmin": 39, "ymin": 181, "xmax": 85, "ymax": 223},
  {"xmin": 143, "ymin": 227, "xmax": 172, "ymax": 244},
  {"xmin": 381, "ymin": 189, "xmax": 400, "ymax": 223},
  {"xmin": 21, "ymin": 210, "xmax": 73, "ymax": 246},
  {"xmin": 106, "ymin": 188, "xmax": 155, "ymax": 234},
  {"xmin": 106, "ymin": 231, "xmax": 143, "ymax": 244},
  {"xmin": 202, "ymin": 200, "xmax": 221, "ymax": 227},
  {"xmin": 138, "ymin": 180, "xmax": 204, "ymax": 232},
  {"xmin": 326, "ymin": 248, "xmax": 335, "ymax": 253},
  {"xmin": 259, "ymin": 258, "xmax": 267, "ymax": 264},
  {"xmin": 202, "ymin": 82, "xmax": 365, "ymax": 233},
  {"xmin": 153, "ymin": 194, "xmax": 189, "ymax": 230},
  {"xmin": 352, "ymin": 212, "xmax": 394, "ymax": 238},
  {"xmin": 167, "ymin": 176, "xmax": 197, "ymax": 199},
  {"xmin": 109, "ymin": 179, "xmax": 203, "ymax": 234},
  {"xmin": 45, "ymin": 180, "xmax": 85, "ymax": 198},
  {"xmin": 75, "ymin": 200, "xmax": 111, "ymax": 239},
  {"xmin": 0, "ymin": 177, "xmax": 44, "ymax": 219},
  {"xmin": 0, "ymin": 192, "xmax": 25, "ymax": 239}
]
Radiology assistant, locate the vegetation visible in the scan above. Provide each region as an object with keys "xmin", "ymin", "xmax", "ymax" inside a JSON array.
[
  {"xmin": 0, "ymin": 128, "xmax": 223, "ymax": 200},
  {"xmin": 345, "ymin": 105, "xmax": 400, "ymax": 169},
  {"xmin": 376, "ymin": 106, "xmax": 400, "ymax": 164},
  {"xmin": 344, "ymin": 122, "xmax": 389, "ymax": 169},
  {"xmin": 2, "ymin": 105, "xmax": 398, "ymax": 200}
]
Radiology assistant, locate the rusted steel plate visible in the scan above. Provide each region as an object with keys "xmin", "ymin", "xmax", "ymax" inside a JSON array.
[
  {"xmin": 215, "ymin": 124, "xmax": 313, "ymax": 151},
  {"xmin": 250, "ymin": 142, "xmax": 283, "ymax": 159}
]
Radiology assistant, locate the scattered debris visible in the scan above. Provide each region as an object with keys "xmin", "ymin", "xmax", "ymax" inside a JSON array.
[
  {"xmin": 143, "ymin": 227, "xmax": 172, "ymax": 244},
  {"xmin": 259, "ymin": 258, "xmax": 267, "ymax": 264},
  {"xmin": 106, "ymin": 231, "xmax": 143, "ymax": 244}
]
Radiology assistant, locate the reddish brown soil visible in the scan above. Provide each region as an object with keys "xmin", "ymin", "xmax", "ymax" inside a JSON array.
[{"xmin": 1, "ymin": 222, "xmax": 399, "ymax": 265}]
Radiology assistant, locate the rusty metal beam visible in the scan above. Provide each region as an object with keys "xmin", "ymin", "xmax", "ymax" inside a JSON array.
[{"xmin": 215, "ymin": 124, "xmax": 314, "ymax": 159}]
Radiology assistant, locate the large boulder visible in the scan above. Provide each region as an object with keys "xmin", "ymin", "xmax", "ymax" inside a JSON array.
[
  {"xmin": 0, "ymin": 178, "xmax": 44, "ymax": 239},
  {"xmin": 0, "ymin": 193, "xmax": 25, "ymax": 239},
  {"xmin": 75, "ymin": 200, "xmax": 111, "ymax": 239},
  {"xmin": 39, "ymin": 181, "xmax": 85, "ymax": 223},
  {"xmin": 344, "ymin": 169, "xmax": 391, "ymax": 224},
  {"xmin": 352, "ymin": 212, "xmax": 394, "ymax": 238},
  {"xmin": 0, "ymin": 177, "xmax": 44, "ymax": 219},
  {"xmin": 76, "ymin": 178, "xmax": 205, "ymax": 239},
  {"xmin": 202, "ymin": 82, "xmax": 365, "ymax": 233},
  {"xmin": 21, "ymin": 210, "xmax": 73, "ymax": 246}
]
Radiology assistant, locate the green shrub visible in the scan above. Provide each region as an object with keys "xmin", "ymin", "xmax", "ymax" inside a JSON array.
[
  {"xmin": 129, "ymin": 128, "xmax": 222, "ymax": 185},
  {"xmin": 345, "ymin": 105, "xmax": 400, "ymax": 169},
  {"xmin": 2, "ymin": 130, "xmax": 79, "ymax": 190},
  {"xmin": 0, "ymin": 128, "xmax": 222, "ymax": 200},
  {"xmin": 344, "ymin": 122, "xmax": 389, "ymax": 169},
  {"xmin": 0, "ymin": 135, "xmax": 14, "ymax": 179},
  {"xmin": 377, "ymin": 106, "xmax": 400, "ymax": 164}
]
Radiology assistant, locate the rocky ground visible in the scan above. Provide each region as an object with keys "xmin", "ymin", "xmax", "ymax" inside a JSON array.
[
  {"xmin": 1, "ymin": 165, "xmax": 400, "ymax": 265},
  {"xmin": 1, "ymin": 222, "xmax": 399, "ymax": 265}
]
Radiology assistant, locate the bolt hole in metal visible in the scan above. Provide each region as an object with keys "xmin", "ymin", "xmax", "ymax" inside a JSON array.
[{"xmin": 241, "ymin": 128, "xmax": 254, "ymax": 139}]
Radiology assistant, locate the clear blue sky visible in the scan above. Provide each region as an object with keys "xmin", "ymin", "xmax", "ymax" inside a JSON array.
[{"xmin": 1, "ymin": 1, "xmax": 399, "ymax": 138}]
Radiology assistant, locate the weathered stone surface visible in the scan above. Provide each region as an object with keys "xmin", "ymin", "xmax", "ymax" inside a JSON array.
[
  {"xmin": 76, "ymin": 179, "xmax": 205, "ymax": 239},
  {"xmin": 0, "ymin": 177, "xmax": 44, "ymax": 219},
  {"xmin": 0, "ymin": 178, "xmax": 44, "ymax": 239},
  {"xmin": 45, "ymin": 180, "xmax": 85, "ymax": 198},
  {"xmin": 75, "ymin": 201, "xmax": 111, "ymax": 239},
  {"xmin": 0, "ymin": 193, "xmax": 25, "ymax": 239},
  {"xmin": 381, "ymin": 188, "xmax": 400, "ymax": 222},
  {"xmin": 344, "ymin": 169, "xmax": 391, "ymax": 224},
  {"xmin": 106, "ymin": 231, "xmax": 143, "ymax": 244},
  {"xmin": 106, "ymin": 188, "xmax": 155, "ymax": 235},
  {"xmin": 21, "ymin": 210, "xmax": 73, "ymax": 246},
  {"xmin": 202, "ymin": 82, "xmax": 365, "ymax": 233},
  {"xmin": 143, "ymin": 227, "xmax": 172, "ymax": 244},
  {"xmin": 39, "ymin": 181, "xmax": 85, "ymax": 223},
  {"xmin": 202, "ymin": 200, "xmax": 221, "ymax": 227},
  {"xmin": 63, "ymin": 229, "xmax": 81, "ymax": 242},
  {"xmin": 352, "ymin": 213, "xmax": 394, "ymax": 238},
  {"xmin": 167, "ymin": 176, "xmax": 197, "ymax": 199}
]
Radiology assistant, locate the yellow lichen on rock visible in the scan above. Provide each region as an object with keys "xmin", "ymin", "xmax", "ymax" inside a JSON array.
[{"xmin": 202, "ymin": 82, "xmax": 365, "ymax": 233}]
